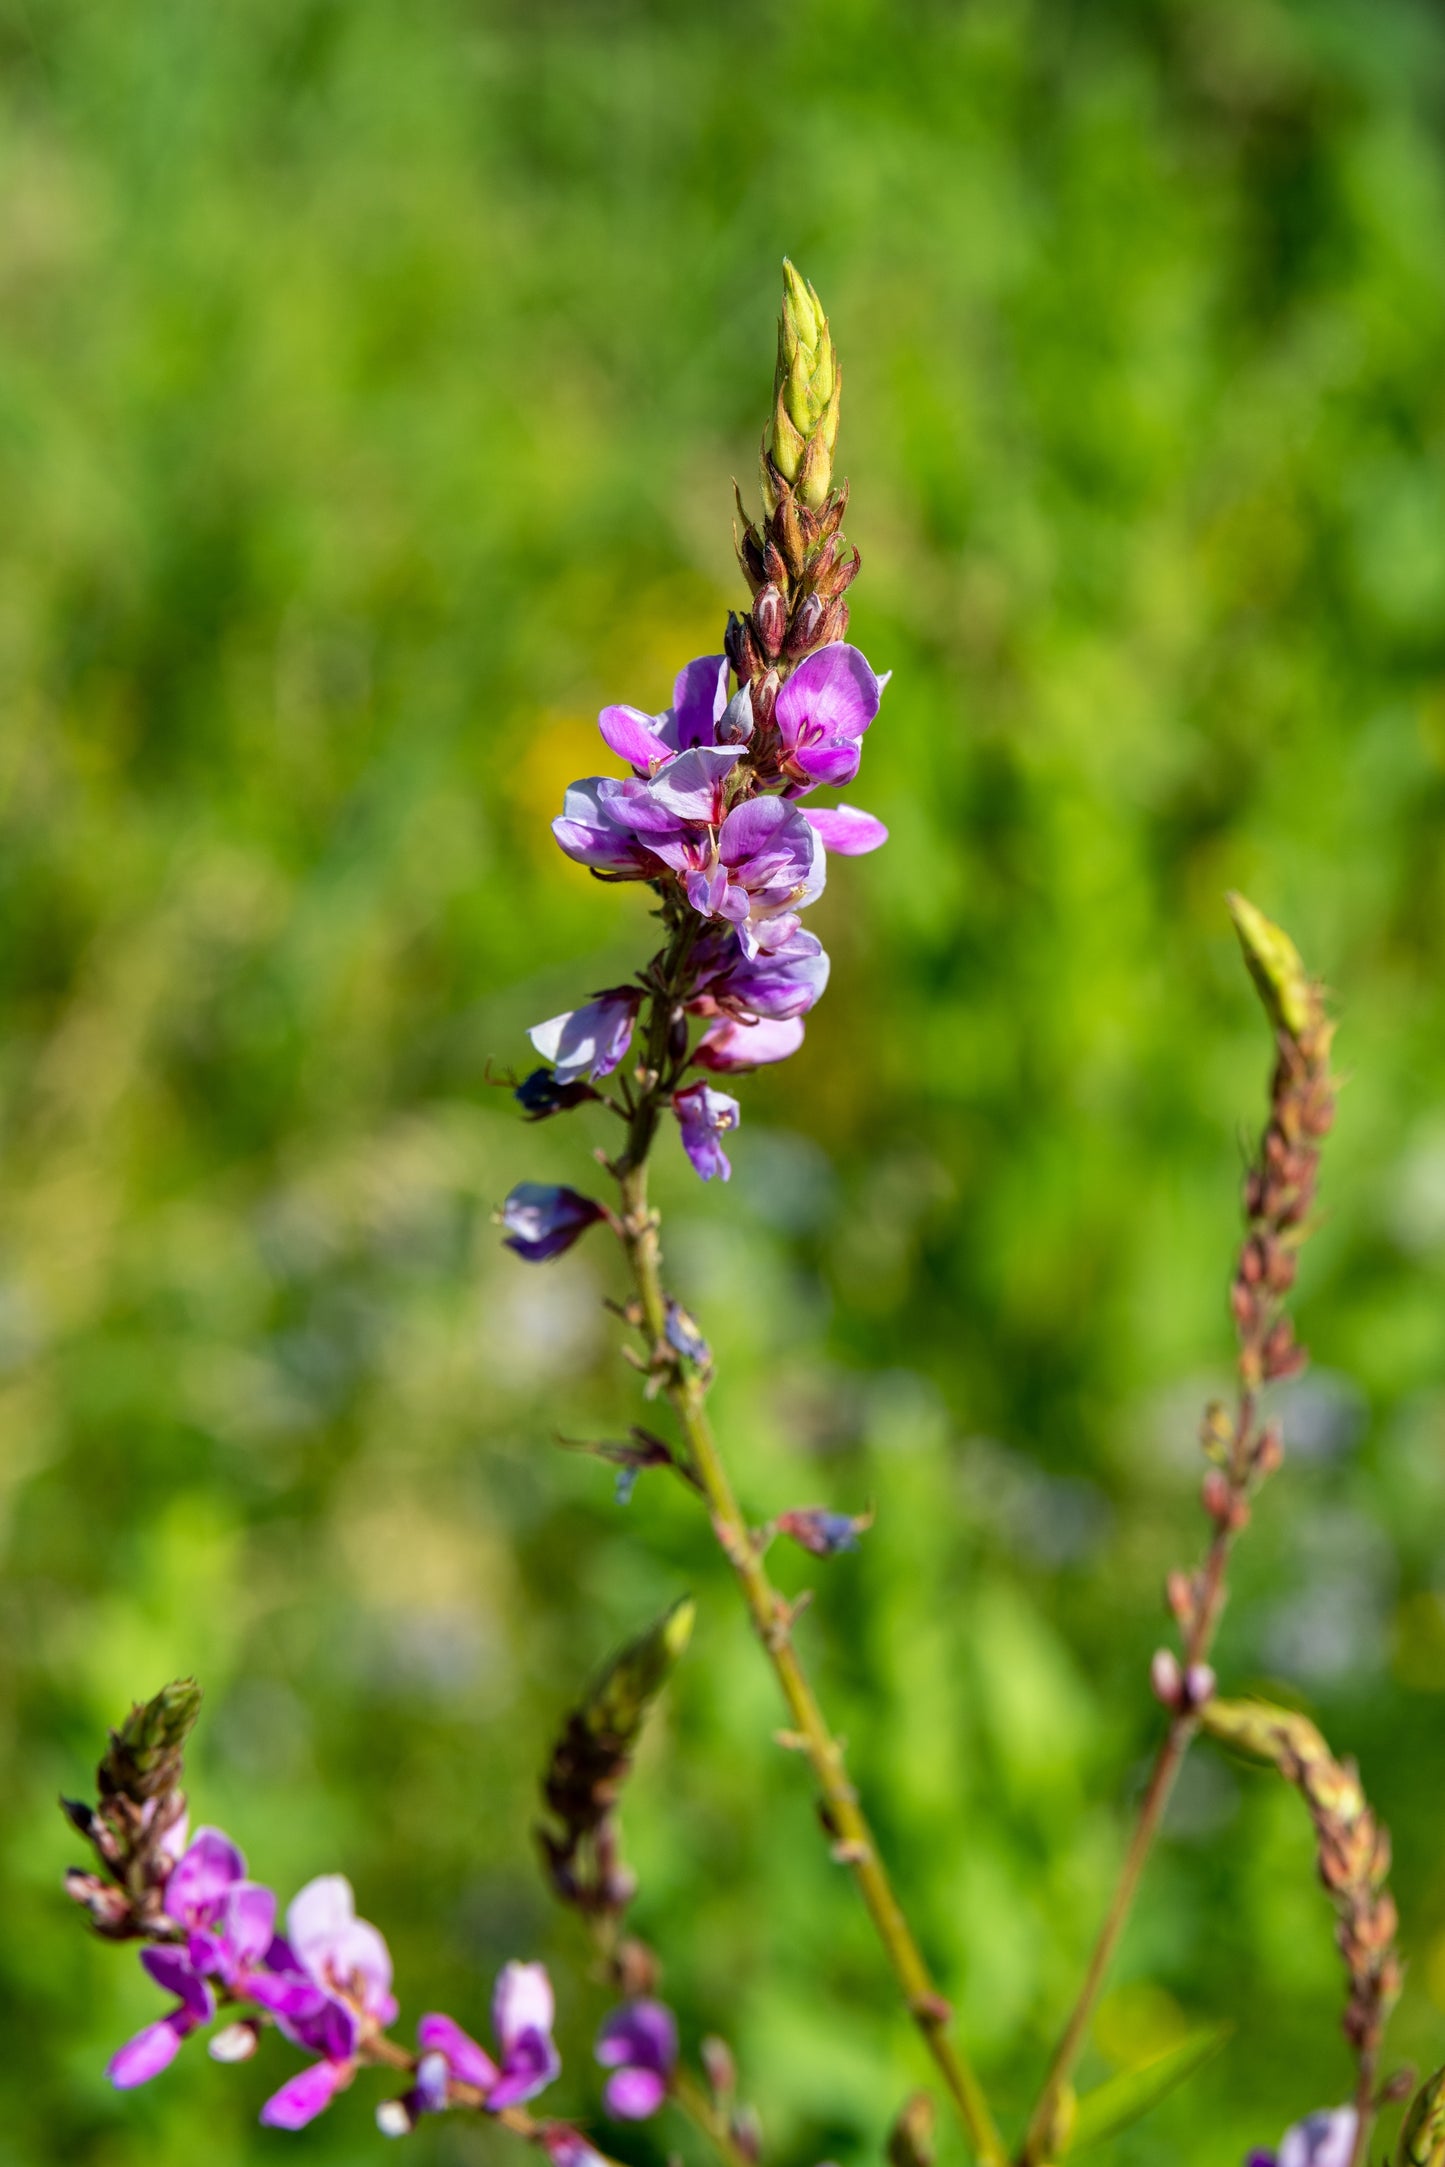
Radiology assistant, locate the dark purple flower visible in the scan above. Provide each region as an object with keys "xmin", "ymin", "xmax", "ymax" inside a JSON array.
[
  {"xmin": 776, "ymin": 1507, "xmax": 872, "ymax": 1557},
  {"xmin": 692, "ymin": 920, "xmax": 830, "ymax": 1022},
  {"xmin": 694, "ymin": 1015, "xmax": 805, "ymax": 1071},
  {"xmin": 596, "ymin": 1999, "xmax": 678, "ymax": 2120},
  {"xmin": 598, "ymin": 655, "xmax": 730, "ymax": 775},
  {"xmin": 774, "ymin": 644, "xmax": 885, "ymax": 791},
  {"xmin": 502, "ymin": 1183, "xmax": 606, "ymax": 1262},
  {"xmin": 800, "ymin": 804, "xmax": 888, "ymax": 855},
  {"xmin": 673, "ymin": 1083, "xmax": 739, "ymax": 1182},
  {"xmin": 514, "ymin": 1069, "xmax": 598, "ymax": 1120},
  {"xmin": 529, "ymin": 989, "xmax": 642, "ymax": 1086}
]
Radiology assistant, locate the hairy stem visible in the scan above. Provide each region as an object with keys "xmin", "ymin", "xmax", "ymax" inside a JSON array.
[{"xmin": 613, "ymin": 1145, "xmax": 1005, "ymax": 2166}]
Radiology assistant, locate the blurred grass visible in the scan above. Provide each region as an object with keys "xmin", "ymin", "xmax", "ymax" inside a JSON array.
[{"xmin": 2, "ymin": 1, "xmax": 1445, "ymax": 2162}]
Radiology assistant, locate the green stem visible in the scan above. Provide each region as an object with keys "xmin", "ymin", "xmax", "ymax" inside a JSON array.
[
  {"xmin": 670, "ymin": 2065, "xmax": 758, "ymax": 2167},
  {"xmin": 1019, "ymin": 1502, "xmax": 1241, "ymax": 2164},
  {"xmin": 614, "ymin": 1142, "xmax": 1006, "ymax": 2167}
]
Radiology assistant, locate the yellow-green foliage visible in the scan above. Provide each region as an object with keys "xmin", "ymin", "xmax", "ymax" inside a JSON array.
[{"xmin": 2, "ymin": 4, "xmax": 1445, "ymax": 2165}]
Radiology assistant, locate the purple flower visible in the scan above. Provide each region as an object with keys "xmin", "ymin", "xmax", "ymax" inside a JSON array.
[
  {"xmin": 598, "ymin": 655, "xmax": 730, "ymax": 775},
  {"xmin": 256, "ymin": 1875, "xmax": 396, "ymax": 2130},
  {"xmin": 776, "ymin": 1507, "xmax": 872, "ymax": 1557},
  {"xmin": 502, "ymin": 1183, "xmax": 606, "ymax": 1262},
  {"xmin": 596, "ymin": 1999, "xmax": 677, "ymax": 2120},
  {"xmin": 692, "ymin": 919, "xmax": 830, "ymax": 1022},
  {"xmin": 650, "ymin": 797, "xmax": 824, "ymax": 953},
  {"xmin": 800, "ymin": 804, "xmax": 888, "ymax": 855},
  {"xmin": 107, "ymin": 1827, "xmax": 277, "ymax": 2093},
  {"xmin": 1248, "ymin": 2109, "xmax": 1358, "ymax": 2167},
  {"xmin": 774, "ymin": 644, "xmax": 885, "ymax": 791},
  {"xmin": 514, "ymin": 1069, "xmax": 598, "ymax": 1120},
  {"xmin": 375, "ymin": 1963, "xmax": 558, "ymax": 2130},
  {"xmin": 694, "ymin": 1015, "xmax": 805, "ymax": 1071},
  {"xmin": 486, "ymin": 1961, "xmax": 563, "ymax": 2108},
  {"xmin": 529, "ymin": 989, "xmax": 641, "ymax": 1086},
  {"xmin": 672, "ymin": 1083, "xmax": 739, "ymax": 1182},
  {"xmin": 163, "ymin": 1827, "xmax": 277, "ymax": 1987}
]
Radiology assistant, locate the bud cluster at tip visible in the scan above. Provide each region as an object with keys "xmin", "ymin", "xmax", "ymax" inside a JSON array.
[
  {"xmin": 1202, "ymin": 1699, "xmax": 1402, "ymax": 2066},
  {"xmin": 729, "ymin": 261, "xmax": 861, "ymax": 747},
  {"xmin": 63, "ymin": 1677, "xmax": 203, "ymax": 1938},
  {"xmin": 538, "ymin": 1600, "xmax": 694, "ymax": 1923}
]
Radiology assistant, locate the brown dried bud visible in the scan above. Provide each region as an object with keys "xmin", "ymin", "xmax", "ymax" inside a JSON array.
[
  {"xmin": 725, "ymin": 612, "xmax": 760, "ymax": 683},
  {"xmin": 1201, "ymin": 1468, "xmax": 1234, "ymax": 1525},
  {"xmin": 887, "ymin": 2091, "xmax": 937, "ymax": 2167}
]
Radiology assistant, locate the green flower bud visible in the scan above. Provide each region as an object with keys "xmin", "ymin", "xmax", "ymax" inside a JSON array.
[
  {"xmin": 98, "ymin": 1678, "xmax": 203, "ymax": 1805},
  {"xmin": 764, "ymin": 261, "xmax": 842, "ymax": 514},
  {"xmin": 581, "ymin": 1596, "xmax": 695, "ymax": 1751},
  {"xmin": 1398, "ymin": 2067, "xmax": 1445, "ymax": 2166},
  {"xmin": 1227, "ymin": 892, "xmax": 1314, "ymax": 1039}
]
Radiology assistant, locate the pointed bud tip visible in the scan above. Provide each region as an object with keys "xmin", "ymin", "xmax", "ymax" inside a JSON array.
[{"xmin": 1226, "ymin": 892, "xmax": 1315, "ymax": 1038}]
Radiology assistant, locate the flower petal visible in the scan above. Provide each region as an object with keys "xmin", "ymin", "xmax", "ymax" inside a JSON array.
[
  {"xmin": 223, "ymin": 1881, "xmax": 279, "ymax": 1970},
  {"xmin": 488, "ymin": 2029, "xmax": 562, "ymax": 2110},
  {"xmin": 286, "ymin": 1874, "xmax": 356, "ymax": 1965},
  {"xmin": 670, "ymin": 654, "xmax": 730, "ymax": 748},
  {"xmin": 141, "ymin": 1945, "xmax": 215, "ymax": 2023},
  {"xmin": 260, "ymin": 2058, "xmax": 351, "ymax": 2130},
  {"xmin": 694, "ymin": 1016, "xmax": 804, "ymax": 1071},
  {"xmin": 604, "ymin": 2065, "xmax": 669, "ymax": 2119},
  {"xmin": 108, "ymin": 2015, "xmax": 188, "ymax": 2089},
  {"xmin": 417, "ymin": 2012, "xmax": 499, "ymax": 2093},
  {"xmin": 493, "ymin": 1962, "xmax": 555, "ymax": 2055},
  {"xmin": 164, "ymin": 1827, "xmax": 245, "ymax": 1926},
  {"xmin": 774, "ymin": 643, "xmax": 881, "ymax": 750},
  {"xmin": 801, "ymin": 805, "xmax": 888, "ymax": 855}
]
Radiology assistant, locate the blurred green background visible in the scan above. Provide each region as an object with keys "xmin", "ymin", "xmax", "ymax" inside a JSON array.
[{"xmin": 3, "ymin": 1, "xmax": 1445, "ymax": 2162}]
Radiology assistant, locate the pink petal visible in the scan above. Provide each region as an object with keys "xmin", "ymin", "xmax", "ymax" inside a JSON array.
[
  {"xmin": 774, "ymin": 643, "xmax": 881, "ymax": 749},
  {"xmin": 260, "ymin": 2059, "xmax": 350, "ymax": 2130},
  {"xmin": 801, "ymin": 805, "xmax": 888, "ymax": 854},
  {"xmin": 604, "ymin": 2066, "xmax": 668, "ymax": 2119},
  {"xmin": 694, "ymin": 1016, "xmax": 804, "ymax": 1070},
  {"xmin": 164, "ymin": 1826, "xmax": 244, "ymax": 1924},
  {"xmin": 109, "ymin": 2016, "xmax": 186, "ymax": 2089},
  {"xmin": 417, "ymin": 2012, "xmax": 499, "ymax": 2093}
]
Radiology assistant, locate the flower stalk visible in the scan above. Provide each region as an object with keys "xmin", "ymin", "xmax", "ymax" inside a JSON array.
[{"xmin": 1021, "ymin": 899, "xmax": 1340, "ymax": 2165}]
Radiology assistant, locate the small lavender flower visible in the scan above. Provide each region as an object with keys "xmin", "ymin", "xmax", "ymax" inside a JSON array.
[
  {"xmin": 599, "ymin": 654, "xmax": 730, "ymax": 775},
  {"xmin": 672, "ymin": 1083, "xmax": 740, "ymax": 1182},
  {"xmin": 529, "ymin": 990, "xmax": 642, "ymax": 1086},
  {"xmin": 596, "ymin": 1999, "xmax": 678, "ymax": 2119},
  {"xmin": 501, "ymin": 1183, "xmax": 606, "ymax": 1262},
  {"xmin": 1248, "ymin": 2107, "xmax": 1359, "ymax": 2167},
  {"xmin": 773, "ymin": 643, "xmax": 886, "ymax": 791}
]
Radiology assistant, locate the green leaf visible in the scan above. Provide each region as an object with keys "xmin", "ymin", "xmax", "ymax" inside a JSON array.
[{"xmin": 1069, "ymin": 2025, "xmax": 1233, "ymax": 2152}]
